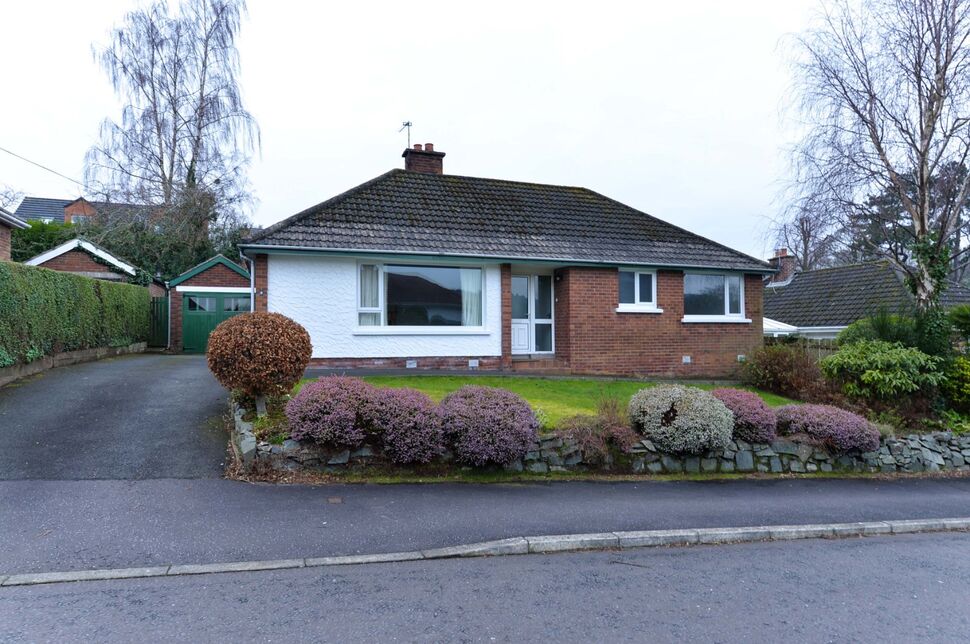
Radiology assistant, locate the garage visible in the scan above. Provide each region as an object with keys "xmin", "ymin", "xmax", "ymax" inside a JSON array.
[{"xmin": 166, "ymin": 255, "xmax": 251, "ymax": 353}]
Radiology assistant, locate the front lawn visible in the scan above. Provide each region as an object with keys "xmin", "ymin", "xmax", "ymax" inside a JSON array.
[{"xmin": 294, "ymin": 375, "xmax": 794, "ymax": 428}]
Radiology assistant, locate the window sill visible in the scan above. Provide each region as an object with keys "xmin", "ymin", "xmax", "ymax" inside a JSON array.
[
  {"xmin": 353, "ymin": 326, "xmax": 491, "ymax": 336},
  {"xmin": 615, "ymin": 305, "xmax": 663, "ymax": 314},
  {"xmin": 681, "ymin": 316, "xmax": 751, "ymax": 324}
]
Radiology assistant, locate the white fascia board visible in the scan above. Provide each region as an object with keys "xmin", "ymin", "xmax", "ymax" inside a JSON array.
[
  {"xmin": 175, "ymin": 285, "xmax": 251, "ymax": 293},
  {"xmin": 24, "ymin": 239, "xmax": 137, "ymax": 276}
]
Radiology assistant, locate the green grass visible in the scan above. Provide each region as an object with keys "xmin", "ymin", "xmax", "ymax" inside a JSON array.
[{"xmin": 294, "ymin": 375, "xmax": 794, "ymax": 428}]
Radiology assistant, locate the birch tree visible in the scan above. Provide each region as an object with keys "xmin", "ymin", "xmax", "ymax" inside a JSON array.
[
  {"xmin": 85, "ymin": 0, "xmax": 257, "ymax": 267},
  {"xmin": 791, "ymin": 0, "xmax": 970, "ymax": 308}
]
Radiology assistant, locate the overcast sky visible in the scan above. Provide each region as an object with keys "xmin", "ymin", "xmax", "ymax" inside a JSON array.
[{"xmin": 1, "ymin": 0, "xmax": 818, "ymax": 260}]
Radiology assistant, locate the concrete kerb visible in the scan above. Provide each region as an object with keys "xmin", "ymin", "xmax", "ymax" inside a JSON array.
[{"xmin": 2, "ymin": 518, "xmax": 968, "ymax": 587}]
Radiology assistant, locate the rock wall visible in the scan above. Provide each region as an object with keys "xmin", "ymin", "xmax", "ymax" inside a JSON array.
[{"xmin": 231, "ymin": 405, "xmax": 970, "ymax": 475}]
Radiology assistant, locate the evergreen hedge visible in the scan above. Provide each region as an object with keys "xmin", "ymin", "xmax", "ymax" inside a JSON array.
[{"xmin": 0, "ymin": 262, "xmax": 150, "ymax": 367}]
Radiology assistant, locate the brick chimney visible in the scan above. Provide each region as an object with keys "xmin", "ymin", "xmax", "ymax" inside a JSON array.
[
  {"xmin": 402, "ymin": 143, "xmax": 445, "ymax": 174},
  {"xmin": 768, "ymin": 248, "xmax": 797, "ymax": 283}
]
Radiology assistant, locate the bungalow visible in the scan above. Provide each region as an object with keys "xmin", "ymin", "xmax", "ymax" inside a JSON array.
[
  {"xmin": 0, "ymin": 206, "xmax": 30, "ymax": 261},
  {"xmin": 239, "ymin": 144, "xmax": 772, "ymax": 377},
  {"xmin": 763, "ymin": 253, "xmax": 970, "ymax": 339}
]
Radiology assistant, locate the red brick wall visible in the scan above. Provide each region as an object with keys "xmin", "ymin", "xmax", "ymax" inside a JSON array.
[
  {"xmin": 556, "ymin": 267, "xmax": 763, "ymax": 378},
  {"xmin": 0, "ymin": 225, "xmax": 10, "ymax": 261},
  {"xmin": 148, "ymin": 282, "xmax": 166, "ymax": 298},
  {"xmin": 500, "ymin": 263, "xmax": 512, "ymax": 368},
  {"xmin": 169, "ymin": 262, "xmax": 250, "ymax": 351},
  {"xmin": 254, "ymin": 254, "xmax": 268, "ymax": 312},
  {"xmin": 63, "ymin": 199, "xmax": 97, "ymax": 225},
  {"xmin": 38, "ymin": 249, "xmax": 114, "ymax": 274}
]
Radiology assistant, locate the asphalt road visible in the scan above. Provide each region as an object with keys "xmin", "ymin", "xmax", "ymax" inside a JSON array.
[
  {"xmin": 3, "ymin": 532, "xmax": 968, "ymax": 642},
  {"xmin": 3, "ymin": 476, "xmax": 970, "ymax": 575},
  {"xmin": 0, "ymin": 354, "xmax": 227, "ymax": 479}
]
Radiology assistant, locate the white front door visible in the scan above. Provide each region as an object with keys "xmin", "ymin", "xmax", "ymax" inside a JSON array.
[{"xmin": 511, "ymin": 274, "xmax": 554, "ymax": 355}]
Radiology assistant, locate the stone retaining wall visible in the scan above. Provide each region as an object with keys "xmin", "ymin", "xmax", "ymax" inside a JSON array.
[{"xmin": 231, "ymin": 404, "xmax": 970, "ymax": 476}]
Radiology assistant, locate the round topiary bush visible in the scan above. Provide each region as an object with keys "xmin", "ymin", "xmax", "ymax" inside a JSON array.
[
  {"xmin": 438, "ymin": 386, "xmax": 539, "ymax": 466},
  {"xmin": 368, "ymin": 387, "xmax": 444, "ymax": 464},
  {"xmin": 711, "ymin": 388, "xmax": 777, "ymax": 444},
  {"xmin": 775, "ymin": 404, "xmax": 880, "ymax": 453},
  {"xmin": 206, "ymin": 312, "xmax": 312, "ymax": 410},
  {"xmin": 285, "ymin": 376, "xmax": 377, "ymax": 447},
  {"xmin": 628, "ymin": 385, "xmax": 733, "ymax": 454}
]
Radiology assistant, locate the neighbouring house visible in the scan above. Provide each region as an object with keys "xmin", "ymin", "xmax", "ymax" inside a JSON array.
[
  {"xmin": 14, "ymin": 196, "xmax": 150, "ymax": 225},
  {"xmin": 0, "ymin": 206, "xmax": 30, "ymax": 261},
  {"xmin": 23, "ymin": 238, "xmax": 166, "ymax": 297},
  {"xmin": 763, "ymin": 256, "xmax": 970, "ymax": 339},
  {"xmin": 167, "ymin": 254, "xmax": 251, "ymax": 353},
  {"xmin": 238, "ymin": 144, "xmax": 772, "ymax": 378}
]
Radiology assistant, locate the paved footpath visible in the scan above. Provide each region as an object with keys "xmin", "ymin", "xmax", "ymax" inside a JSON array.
[
  {"xmin": 2, "ymin": 476, "xmax": 970, "ymax": 575},
  {"xmin": 3, "ymin": 532, "xmax": 969, "ymax": 642}
]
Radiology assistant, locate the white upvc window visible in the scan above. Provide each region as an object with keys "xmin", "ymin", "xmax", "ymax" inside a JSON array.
[
  {"xmin": 358, "ymin": 264, "xmax": 382, "ymax": 326},
  {"xmin": 357, "ymin": 262, "xmax": 485, "ymax": 328},
  {"xmin": 682, "ymin": 272, "xmax": 749, "ymax": 323},
  {"xmin": 616, "ymin": 269, "xmax": 662, "ymax": 313}
]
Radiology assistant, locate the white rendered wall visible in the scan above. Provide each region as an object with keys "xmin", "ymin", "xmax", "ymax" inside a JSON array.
[{"xmin": 267, "ymin": 254, "xmax": 503, "ymax": 358}]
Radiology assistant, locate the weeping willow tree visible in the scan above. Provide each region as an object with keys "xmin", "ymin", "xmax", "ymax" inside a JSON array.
[{"xmin": 84, "ymin": 0, "xmax": 258, "ymax": 278}]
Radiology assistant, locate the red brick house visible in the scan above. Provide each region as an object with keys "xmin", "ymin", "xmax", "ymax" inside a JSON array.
[
  {"xmin": 0, "ymin": 206, "xmax": 29, "ymax": 261},
  {"xmin": 239, "ymin": 145, "xmax": 772, "ymax": 378},
  {"xmin": 23, "ymin": 238, "xmax": 166, "ymax": 297},
  {"xmin": 14, "ymin": 196, "xmax": 151, "ymax": 226},
  {"xmin": 166, "ymin": 254, "xmax": 251, "ymax": 353}
]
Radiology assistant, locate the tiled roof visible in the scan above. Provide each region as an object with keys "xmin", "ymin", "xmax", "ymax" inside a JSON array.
[
  {"xmin": 244, "ymin": 170, "xmax": 770, "ymax": 272},
  {"xmin": 763, "ymin": 261, "xmax": 970, "ymax": 327},
  {"xmin": 14, "ymin": 197, "xmax": 73, "ymax": 223},
  {"xmin": 14, "ymin": 196, "xmax": 151, "ymax": 223}
]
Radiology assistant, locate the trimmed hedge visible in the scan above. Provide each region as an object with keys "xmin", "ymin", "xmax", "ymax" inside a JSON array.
[{"xmin": 0, "ymin": 262, "xmax": 150, "ymax": 367}]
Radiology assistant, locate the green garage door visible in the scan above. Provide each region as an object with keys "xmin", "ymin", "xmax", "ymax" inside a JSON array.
[{"xmin": 182, "ymin": 292, "xmax": 251, "ymax": 353}]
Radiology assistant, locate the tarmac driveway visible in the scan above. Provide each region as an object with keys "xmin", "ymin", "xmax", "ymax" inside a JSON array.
[{"xmin": 0, "ymin": 354, "xmax": 227, "ymax": 480}]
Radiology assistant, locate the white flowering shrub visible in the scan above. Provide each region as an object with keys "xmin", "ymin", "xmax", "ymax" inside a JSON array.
[{"xmin": 628, "ymin": 385, "xmax": 734, "ymax": 454}]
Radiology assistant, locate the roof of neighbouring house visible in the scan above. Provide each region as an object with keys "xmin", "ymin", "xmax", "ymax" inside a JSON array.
[
  {"xmin": 24, "ymin": 238, "xmax": 138, "ymax": 276},
  {"xmin": 14, "ymin": 196, "xmax": 151, "ymax": 223},
  {"xmin": 167, "ymin": 254, "xmax": 250, "ymax": 287},
  {"xmin": 0, "ymin": 205, "xmax": 29, "ymax": 230},
  {"xmin": 763, "ymin": 261, "xmax": 970, "ymax": 328},
  {"xmin": 242, "ymin": 169, "xmax": 771, "ymax": 272}
]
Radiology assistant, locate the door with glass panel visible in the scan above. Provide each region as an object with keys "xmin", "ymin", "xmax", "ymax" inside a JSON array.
[{"xmin": 511, "ymin": 274, "xmax": 554, "ymax": 354}]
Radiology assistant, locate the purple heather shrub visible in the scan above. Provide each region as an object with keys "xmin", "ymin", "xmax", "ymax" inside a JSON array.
[
  {"xmin": 368, "ymin": 387, "xmax": 445, "ymax": 464},
  {"xmin": 285, "ymin": 376, "xmax": 377, "ymax": 447},
  {"xmin": 775, "ymin": 404, "xmax": 880, "ymax": 453},
  {"xmin": 711, "ymin": 388, "xmax": 777, "ymax": 444},
  {"xmin": 438, "ymin": 386, "xmax": 539, "ymax": 466}
]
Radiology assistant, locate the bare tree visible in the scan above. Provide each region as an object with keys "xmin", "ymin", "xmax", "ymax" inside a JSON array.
[
  {"xmin": 789, "ymin": 0, "xmax": 970, "ymax": 308},
  {"xmin": 84, "ymin": 0, "xmax": 258, "ymax": 265},
  {"xmin": 0, "ymin": 184, "xmax": 23, "ymax": 211},
  {"xmin": 769, "ymin": 198, "xmax": 839, "ymax": 271}
]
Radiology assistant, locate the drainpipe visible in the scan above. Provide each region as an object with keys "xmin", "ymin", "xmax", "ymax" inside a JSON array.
[
  {"xmin": 239, "ymin": 248, "xmax": 255, "ymax": 311},
  {"xmin": 165, "ymin": 281, "xmax": 171, "ymax": 350}
]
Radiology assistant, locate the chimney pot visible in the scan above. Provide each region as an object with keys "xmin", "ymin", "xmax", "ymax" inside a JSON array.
[
  {"xmin": 768, "ymin": 247, "xmax": 796, "ymax": 283},
  {"xmin": 402, "ymin": 142, "xmax": 445, "ymax": 174}
]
